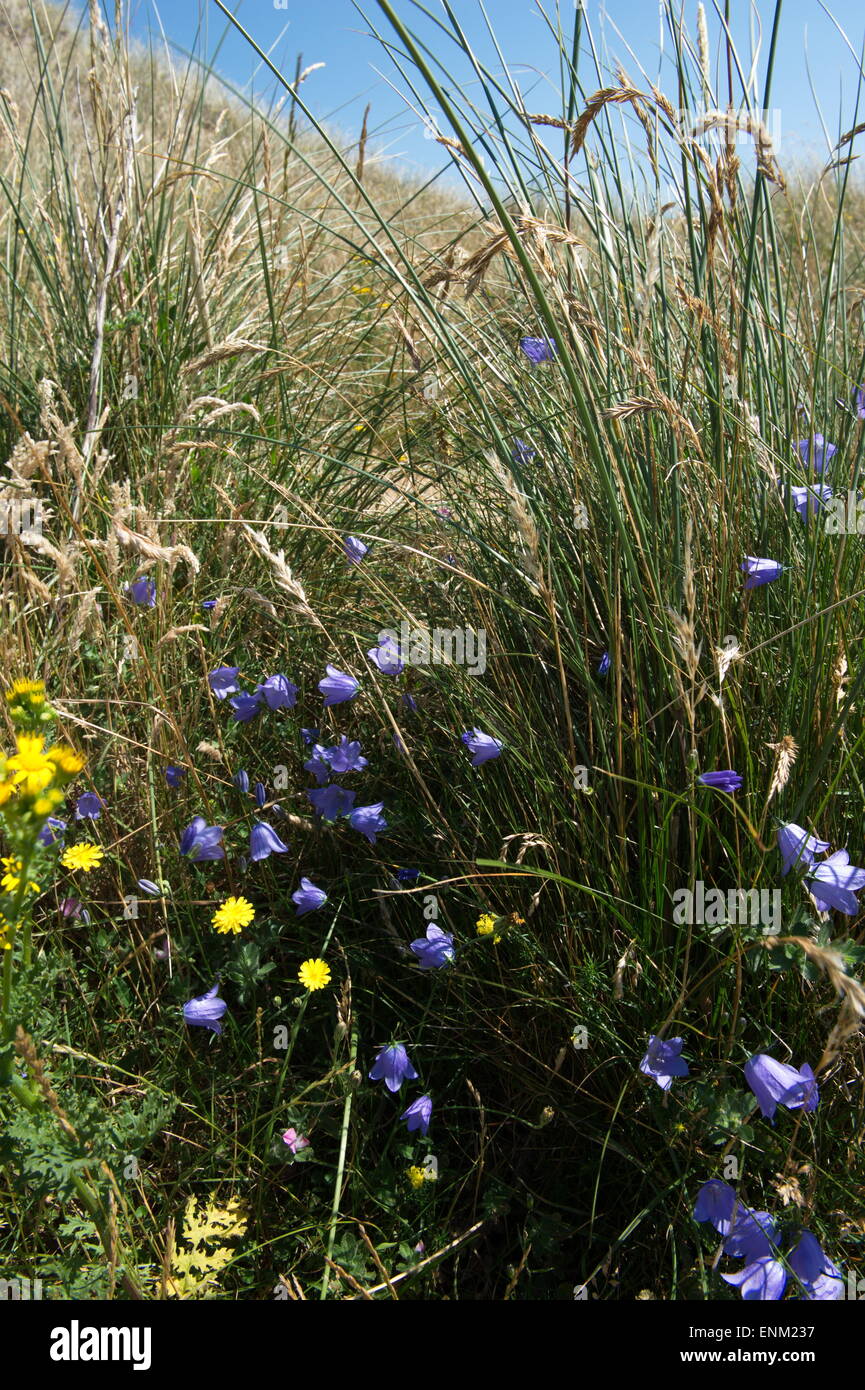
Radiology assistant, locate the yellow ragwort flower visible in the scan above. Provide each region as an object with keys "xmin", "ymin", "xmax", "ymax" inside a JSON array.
[
  {"xmin": 212, "ymin": 895, "xmax": 255, "ymax": 935},
  {"xmin": 47, "ymin": 745, "xmax": 86, "ymax": 775},
  {"xmin": 0, "ymin": 911, "xmax": 11, "ymax": 950},
  {"xmin": 5, "ymin": 734, "xmax": 56, "ymax": 794},
  {"xmin": 33, "ymin": 788, "xmax": 65, "ymax": 816},
  {"xmin": 61, "ymin": 843, "xmax": 104, "ymax": 873},
  {"xmin": 5, "ymin": 679, "xmax": 45, "ymax": 702},
  {"xmin": 297, "ymin": 958, "xmax": 331, "ymax": 992},
  {"xmin": 0, "ymin": 856, "xmax": 40, "ymax": 895}
]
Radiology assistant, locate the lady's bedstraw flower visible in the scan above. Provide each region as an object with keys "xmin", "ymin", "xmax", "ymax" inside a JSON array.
[
  {"xmin": 212, "ymin": 896, "xmax": 255, "ymax": 935},
  {"xmin": 60, "ymin": 843, "xmax": 104, "ymax": 873},
  {"xmin": 298, "ymin": 958, "xmax": 331, "ymax": 992},
  {"xmin": 407, "ymin": 1165, "xmax": 427, "ymax": 1189},
  {"xmin": 476, "ymin": 913, "xmax": 502, "ymax": 943}
]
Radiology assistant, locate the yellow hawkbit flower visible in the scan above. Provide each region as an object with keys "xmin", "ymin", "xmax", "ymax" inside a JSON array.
[
  {"xmin": 61, "ymin": 843, "xmax": 104, "ymax": 873},
  {"xmin": 0, "ymin": 856, "xmax": 40, "ymax": 895},
  {"xmin": 406, "ymin": 1165, "xmax": 427, "ymax": 1190},
  {"xmin": 212, "ymin": 896, "xmax": 255, "ymax": 935},
  {"xmin": 297, "ymin": 958, "xmax": 331, "ymax": 992}
]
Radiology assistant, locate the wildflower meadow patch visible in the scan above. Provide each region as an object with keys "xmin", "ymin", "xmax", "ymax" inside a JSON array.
[{"xmin": 1, "ymin": 0, "xmax": 865, "ymax": 1340}]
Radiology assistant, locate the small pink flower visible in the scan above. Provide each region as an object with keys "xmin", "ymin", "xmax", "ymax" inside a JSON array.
[{"xmin": 281, "ymin": 1127, "xmax": 310, "ymax": 1154}]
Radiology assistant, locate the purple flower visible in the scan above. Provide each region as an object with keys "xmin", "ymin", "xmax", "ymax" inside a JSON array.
[
  {"xmin": 292, "ymin": 877, "xmax": 328, "ymax": 916},
  {"xmin": 249, "ymin": 821, "xmax": 290, "ymax": 862},
  {"xmin": 281, "ymin": 1127, "xmax": 310, "ymax": 1155},
  {"xmin": 369, "ymin": 1043, "xmax": 418, "ymax": 1093},
  {"xmin": 519, "ymin": 335, "xmax": 557, "ymax": 364},
  {"xmin": 254, "ymin": 782, "xmax": 267, "ymax": 807},
  {"xmin": 256, "ymin": 674, "xmax": 298, "ymax": 710},
  {"xmin": 789, "ymin": 1232, "xmax": 844, "ymax": 1301},
  {"xmin": 74, "ymin": 792, "xmax": 104, "ymax": 820},
  {"xmin": 797, "ymin": 433, "xmax": 836, "ymax": 475},
  {"xmin": 301, "ymin": 728, "xmax": 319, "ymax": 745},
  {"xmin": 37, "ymin": 816, "xmax": 67, "ymax": 847},
  {"xmin": 597, "ymin": 651, "xmax": 610, "ymax": 676},
  {"xmin": 324, "ymin": 737, "xmax": 368, "ymax": 775},
  {"xmin": 741, "ymin": 556, "xmax": 783, "ymax": 589},
  {"xmin": 126, "ymin": 576, "xmax": 156, "ymax": 607},
  {"xmin": 790, "ymin": 483, "xmax": 832, "ymax": 521},
  {"xmin": 401, "ymin": 1095, "xmax": 433, "ymax": 1136},
  {"xmin": 777, "ymin": 822, "xmax": 830, "ymax": 875},
  {"xmin": 744, "ymin": 1054, "xmax": 819, "ymax": 1123},
  {"xmin": 233, "ymin": 770, "xmax": 250, "ymax": 793},
  {"xmin": 693, "ymin": 1180, "xmax": 739, "ymax": 1235},
  {"xmin": 410, "ymin": 923, "xmax": 455, "ymax": 970},
  {"xmin": 307, "ymin": 784, "xmax": 356, "ymax": 821},
  {"xmin": 461, "ymin": 728, "xmax": 503, "ymax": 766},
  {"xmin": 639, "ymin": 1035, "xmax": 690, "ymax": 1091},
  {"xmin": 137, "ymin": 879, "xmax": 162, "ymax": 896},
  {"xmin": 511, "ymin": 438, "xmax": 537, "ymax": 466},
  {"xmin": 349, "ymin": 802, "xmax": 387, "ymax": 844},
  {"xmin": 697, "ymin": 770, "xmax": 742, "ymax": 793},
  {"xmin": 367, "ymin": 634, "xmax": 404, "ymax": 675},
  {"xmin": 165, "ymin": 765, "xmax": 186, "ymax": 788},
  {"xmin": 202, "ymin": 598, "xmax": 218, "ymax": 611},
  {"xmin": 230, "ymin": 691, "xmax": 263, "ymax": 724},
  {"xmin": 183, "ymin": 982, "xmax": 227, "ymax": 1035},
  {"xmin": 396, "ymin": 867, "xmax": 420, "ymax": 883},
  {"xmin": 806, "ymin": 849, "xmax": 865, "ymax": 915},
  {"xmin": 319, "ymin": 665, "xmax": 359, "ymax": 707},
  {"xmin": 723, "ymin": 1208, "xmax": 779, "ymax": 1261},
  {"xmin": 60, "ymin": 897, "xmax": 85, "ymax": 920},
  {"xmin": 179, "ymin": 816, "xmax": 225, "ymax": 862},
  {"xmin": 721, "ymin": 1255, "xmax": 788, "ymax": 1301},
  {"xmin": 304, "ymin": 745, "xmax": 332, "ymax": 786},
  {"xmin": 854, "ymin": 385, "xmax": 865, "ymax": 420},
  {"xmin": 208, "ymin": 666, "xmax": 240, "ymax": 700},
  {"xmin": 402, "ymin": 693, "xmax": 418, "ymax": 713},
  {"xmin": 344, "ymin": 535, "xmax": 369, "ymax": 565}
]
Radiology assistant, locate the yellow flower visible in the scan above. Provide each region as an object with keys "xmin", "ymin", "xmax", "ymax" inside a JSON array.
[
  {"xmin": 0, "ymin": 856, "xmax": 40, "ymax": 895},
  {"xmin": 5, "ymin": 678, "xmax": 46, "ymax": 701},
  {"xmin": 0, "ymin": 780, "xmax": 15, "ymax": 806},
  {"xmin": 6, "ymin": 734, "xmax": 56, "ymax": 794},
  {"xmin": 0, "ymin": 911, "xmax": 11, "ymax": 950},
  {"xmin": 61, "ymin": 843, "xmax": 104, "ymax": 873},
  {"xmin": 212, "ymin": 896, "xmax": 255, "ymax": 935},
  {"xmin": 476, "ymin": 912, "xmax": 501, "ymax": 942},
  {"xmin": 47, "ymin": 745, "xmax": 85, "ymax": 775},
  {"xmin": 406, "ymin": 1165, "xmax": 427, "ymax": 1190},
  {"xmin": 298, "ymin": 958, "xmax": 331, "ymax": 992},
  {"xmin": 351, "ymin": 285, "xmax": 373, "ymax": 295},
  {"xmin": 33, "ymin": 788, "xmax": 64, "ymax": 816}
]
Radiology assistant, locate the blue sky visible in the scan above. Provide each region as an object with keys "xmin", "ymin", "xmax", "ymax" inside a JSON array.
[{"xmin": 124, "ymin": 1, "xmax": 865, "ymax": 181}]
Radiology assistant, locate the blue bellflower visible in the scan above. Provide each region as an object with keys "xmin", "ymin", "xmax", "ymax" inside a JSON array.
[{"xmin": 369, "ymin": 1043, "xmax": 419, "ymax": 1093}]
